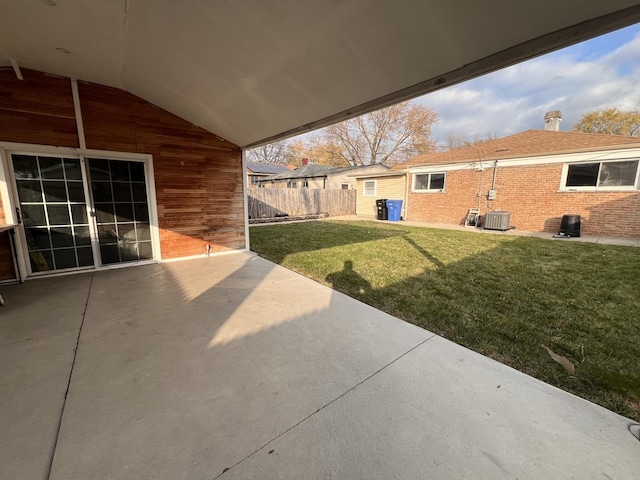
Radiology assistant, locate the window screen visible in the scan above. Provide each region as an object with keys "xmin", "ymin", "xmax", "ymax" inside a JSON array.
[{"xmin": 364, "ymin": 181, "xmax": 375, "ymax": 196}]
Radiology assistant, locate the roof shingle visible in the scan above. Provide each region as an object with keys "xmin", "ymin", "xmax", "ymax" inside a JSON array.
[
  {"xmin": 246, "ymin": 162, "xmax": 290, "ymax": 174},
  {"xmin": 392, "ymin": 130, "xmax": 640, "ymax": 170}
]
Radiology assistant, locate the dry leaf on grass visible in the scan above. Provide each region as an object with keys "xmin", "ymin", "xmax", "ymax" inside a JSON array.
[{"xmin": 541, "ymin": 344, "xmax": 575, "ymax": 374}]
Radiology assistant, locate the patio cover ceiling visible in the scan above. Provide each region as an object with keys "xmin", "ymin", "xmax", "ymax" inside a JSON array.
[{"xmin": 1, "ymin": 1, "xmax": 640, "ymax": 149}]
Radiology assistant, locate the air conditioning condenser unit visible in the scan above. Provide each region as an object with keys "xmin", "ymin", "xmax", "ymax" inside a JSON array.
[{"xmin": 484, "ymin": 211, "xmax": 511, "ymax": 231}]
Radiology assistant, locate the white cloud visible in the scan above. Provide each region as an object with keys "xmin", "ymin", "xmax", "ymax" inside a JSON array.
[{"xmin": 418, "ymin": 27, "xmax": 640, "ymax": 146}]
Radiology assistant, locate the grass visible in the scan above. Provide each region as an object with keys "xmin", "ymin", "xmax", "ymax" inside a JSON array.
[{"xmin": 250, "ymin": 220, "xmax": 640, "ymax": 421}]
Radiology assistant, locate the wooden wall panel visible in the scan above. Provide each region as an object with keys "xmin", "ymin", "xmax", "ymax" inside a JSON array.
[
  {"xmin": 0, "ymin": 68, "xmax": 79, "ymax": 147},
  {"xmin": 0, "ymin": 67, "xmax": 245, "ymax": 271},
  {"xmin": 0, "ymin": 233, "xmax": 16, "ymax": 281},
  {"xmin": 78, "ymin": 81, "xmax": 245, "ymax": 258}
]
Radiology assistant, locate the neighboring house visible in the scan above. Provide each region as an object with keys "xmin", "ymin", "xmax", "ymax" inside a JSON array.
[
  {"xmin": 246, "ymin": 162, "xmax": 290, "ymax": 188},
  {"xmin": 327, "ymin": 164, "xmax": 389, "ymax": 189},
  {"xmin": 0, "ymin": 69, "xmax": 245, "ymax": 281},
  {"xmin": 257, "ymin": 163, "xmax": 388, "ymax": 189},
  {"xmin": 352, "ymin": 172, "xmax": 408, "ymax": 217},
  {"xmin": 390, "ymin": 129, "xmax": 640, "ymax": 238}
]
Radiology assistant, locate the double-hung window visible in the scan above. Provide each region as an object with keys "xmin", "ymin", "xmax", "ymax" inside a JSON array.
[
  {"xmin": 413, "ymin": 172, "xmax": 445, "ymax": 192},
  {"xmin": 363, "ymin": 180, "xmax": 376, "ymax": 197},
  {"xmin": 563, "ymin": 160, "xmax": 639, "ymax": 190}
]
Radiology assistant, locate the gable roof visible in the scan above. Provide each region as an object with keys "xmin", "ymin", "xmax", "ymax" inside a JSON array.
[
  {"xmin": 394, "ymin": 130, "xmax": 640, "ymax": 169},
  {"xmin": 259, "ymin": 163, "xmax": 390, "ymax": 181},
  {"xmin": 246, "ymin": 162, "xmax": 290, "ymax": 175},
  {"xmin": 259, "ymin": 164, "xmax": 336, "ymax": 181}
]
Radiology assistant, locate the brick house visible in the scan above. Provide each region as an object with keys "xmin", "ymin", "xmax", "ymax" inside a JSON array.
[{"xmin": 393, "ymin": 130, "xmax": 640, "ymax": 238}]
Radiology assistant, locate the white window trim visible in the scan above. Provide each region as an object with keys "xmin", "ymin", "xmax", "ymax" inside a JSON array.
[
  {"xmin": 0, "ymin": 141, "xmax": 161, "ymax": 279},
  {"xmin": 412, "ymin": 172, "xmax": 446, "ymax": 193},
  {"xmin": 340, "ymin": 182, "xmax": 350, "ymax": 190},
  {"xmin": 363, "ymin": 180, "xmax": 376, "ymax": 197},
  {"xmin": 559, "ymin": 159, "xmax": 640, "ymax": 192}
]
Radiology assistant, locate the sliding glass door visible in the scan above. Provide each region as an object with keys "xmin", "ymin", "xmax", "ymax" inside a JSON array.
[
  {"xmin": 12, "ymin": 155, "xmax": 93, "ymax": 273},
  {"xmin": 11, "ymin": 154, "xmax": 153, "ymax": 275},
  {"xmin": 88, "ymin": 158, "xmax": 152, "ymax": 265}
]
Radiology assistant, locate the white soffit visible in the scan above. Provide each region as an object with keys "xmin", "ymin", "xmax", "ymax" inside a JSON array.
[{"xmin": 1, "ymin": 1, "xmax": 640, "ymax": 148}]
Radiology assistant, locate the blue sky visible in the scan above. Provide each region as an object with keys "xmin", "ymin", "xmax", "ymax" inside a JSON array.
[{"xmin": 419, "ymin": 23, "xmax": 640, "ymax": 147}]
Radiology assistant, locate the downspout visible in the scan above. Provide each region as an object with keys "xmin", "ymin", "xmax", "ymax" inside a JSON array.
[
  {"xmin": 491, "ymin": 160, "xmax": 498, "ymax": 191},
  {"xmin": 476, "ymin": 164, "xmax": 484, "ymax": 217},
  {"xmin": 403, "ymin": 168, "xmax": 410, "ymax": 220}
]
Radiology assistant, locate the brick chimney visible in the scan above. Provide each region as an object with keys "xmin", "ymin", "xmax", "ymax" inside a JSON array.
[
  {"xmin": 544, "ymin": 110, "xmax": 562, "ymax": 131},
  {"xmin": 301, "ymin": 158, "xmax": 310, "ymax": 166}
]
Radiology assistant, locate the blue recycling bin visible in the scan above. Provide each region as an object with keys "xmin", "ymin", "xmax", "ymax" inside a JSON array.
[{"xmin": 386, "ymin": 199, "xmax": 403, "ymax": 221}]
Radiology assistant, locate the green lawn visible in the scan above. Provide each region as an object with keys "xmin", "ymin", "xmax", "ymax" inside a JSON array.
[{"xmin": 250, "ymin": 220, "xmax": 640, "ymax": 421}]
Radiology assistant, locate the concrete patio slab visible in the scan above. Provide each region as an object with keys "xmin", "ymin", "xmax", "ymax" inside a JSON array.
[
  {"xmin": 1, "ymin": 252, "xmax": 638, "ymax": 479},
  {"xmin": 0, "ymin": 274, "xmax": 92, "ymax": 480},
  {"xmin": 326, "ymin": 216, "xmax": 640, "ymax": 248},
  {"xmin": 43, "ymin": 254, "xmax": 431, "ymax": 479},
  {"xmin": 224, "ymin": 335, "xmax": 639, "ymax": 479}
]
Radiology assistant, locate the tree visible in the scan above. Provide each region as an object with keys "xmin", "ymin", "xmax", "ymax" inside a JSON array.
[
  {"xmin": 442, "ymin": 132, "xmax": 499, "ymax": 151},
  {"xmin": 572, "ymin": 108, "xmax": 640, "ymax": 136},
  {"xmin": 246, "ymin": 139, "xmax": 291, "ymax": 164},
  {"xmin": 307, "ymin": 101, "xmax": 439, "ymax": 167}
]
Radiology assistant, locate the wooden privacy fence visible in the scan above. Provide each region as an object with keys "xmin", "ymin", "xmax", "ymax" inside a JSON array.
[{"xmin": 248, "ymin": 189, "xmax": 356, "ymax": 219}]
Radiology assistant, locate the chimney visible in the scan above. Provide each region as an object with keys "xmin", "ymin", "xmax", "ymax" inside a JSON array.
[
  {"xmin": 301, "ymin": 158, "xmax": 310, "ymax": 166},
  {"xmin": 544, "ymin": 110, "xmax": 562, "ymax": 131}
]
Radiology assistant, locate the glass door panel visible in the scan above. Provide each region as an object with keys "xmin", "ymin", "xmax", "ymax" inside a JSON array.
[
  {"xmin": 88, "ymin": 159, "xmax": 153, "ymax": 265},
  {"xmin": 12, "ymin": 154, "xmax": 94, "ymax": 273}
]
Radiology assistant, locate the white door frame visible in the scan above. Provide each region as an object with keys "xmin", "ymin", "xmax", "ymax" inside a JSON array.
[{"xmin": 0, "ymin": 142, "xmax": 162, "ymax": 279}]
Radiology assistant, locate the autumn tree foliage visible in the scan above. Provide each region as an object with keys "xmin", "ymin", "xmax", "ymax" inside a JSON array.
[
  {"xmin": 572, "ymin": 107, "xmax": 640, "ymax": 136},
  {"xmin": 307, "ymin": 101, "xmax": 439, "ymax": 167},
  {"xmin": 246, "ymin": 139, "xmax": 292, "ymax": 164}
]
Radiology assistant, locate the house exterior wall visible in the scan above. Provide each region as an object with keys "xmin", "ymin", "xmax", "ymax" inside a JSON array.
[
  {"xmin": 407, "ymin": 168, "xmax": 486, "ymax": 226},
  {"xmin": 262, "ymin": 177, "xmax": 326, "ymax": 189},
  {"xmin": 0, "ymin": 69, "xmax": 244, "ymax": 280},
  {"xmin": 408, "ymin": 163, "xmax": 640, "ymax": 238},
  {"xmin": 356, "ymin": 175, "xmax": 406, "ymax": 216},
  {"xmin": 0, "ymin": 232, "xmax": 15, "ymax": 280},
  {"xmin": 328, "ymin": 165, "xmax": 388, "ymax": 189}
]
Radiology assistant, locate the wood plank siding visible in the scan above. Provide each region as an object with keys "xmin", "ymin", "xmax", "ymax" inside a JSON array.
[
  {"xmin": 78, "ymin": 82, "xmax": 245, "ymax": 257},
  {"xmin": 0, "ymin": 233, "xmax": 15, "ymax": 281},
  {"xmin": 0, "ymin": 69, "xmax": 79, "ymax": 148},
  {"xmin": 0, "ymin": 68, "xmax": 245, "ymax": 279}
]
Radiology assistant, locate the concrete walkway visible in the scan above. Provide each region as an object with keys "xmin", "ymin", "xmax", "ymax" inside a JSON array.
[
  {"xmin": 1, "ymin": 253, "xmax": 638, "ymax": 479},
  {"xmin": 326, "ymin": 215, "xmax": 640, "ymax": 247}
]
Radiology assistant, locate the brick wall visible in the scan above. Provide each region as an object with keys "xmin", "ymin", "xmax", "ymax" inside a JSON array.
[{"xmin": 408, "ymin": 163, "xmax": 640, "ymax": 238}]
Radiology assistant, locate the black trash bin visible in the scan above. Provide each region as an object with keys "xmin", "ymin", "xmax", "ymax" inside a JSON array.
[
  {"xmin": 560, "ymin": 214, "xmax": 581, "ymax": 237},
  {"xmin": 375, "ymin": 199, "xmax": 388, "ymax": 220}
]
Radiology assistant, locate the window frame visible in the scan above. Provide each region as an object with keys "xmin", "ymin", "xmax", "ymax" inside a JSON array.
[
  {"xmin": 560, "ymin": 159, "xmax": 640, "ymax": 191},
  {"xmin": 286, "ymin": 180, "xmax": 297, "ymax": 189},
  {"xmin": 412, "ymin": 172, "xmax": 446, "ymax": 193},
  {"xmin": 340, "ymin": 182, "xmax": 350, "ymax": 190},
  {"xmin": 362, "ymin": 180, "xmax": 376, "ymax": 197}
]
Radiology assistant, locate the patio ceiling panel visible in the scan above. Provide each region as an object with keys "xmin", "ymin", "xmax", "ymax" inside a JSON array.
[{"xmin": 1, "ymin": 1, "xmax": 640, "ymax": 148}]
